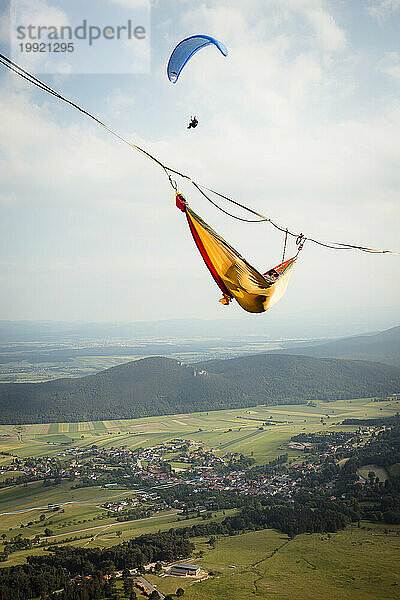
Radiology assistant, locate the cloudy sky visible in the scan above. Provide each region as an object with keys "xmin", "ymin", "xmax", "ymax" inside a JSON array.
[{"xmin": 0, "ymin": 0, "xmax": 399, "ymax": 325}]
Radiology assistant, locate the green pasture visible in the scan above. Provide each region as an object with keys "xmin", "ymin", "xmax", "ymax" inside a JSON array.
[
  {"xmin": 144, "ymin": 523, "xmax": 400, "ymax": 600},
  {"xmin": 0, "ymin": 397, "xmax": 397, "ymax": 464},
  {"xmin": 0, "ymin": 482, "xmax": 146, "ymax": 562},
  {"xmin": 0, "ymin": 547, "xmax": 48, "ymax": 567},
  {"xmin": 0, "ymin": 507, "xmax": 237, "ymax": 567},
  {"xmin": 0, "ymin": 398, "xmax": 399, "ymax": 596},
  {"xmin": 0, "ymin": 396, "xmax": 397, "ymax": 552},
  {"xmin": 357, "ymin": 464, "xmax": 389, "ymax": 482},
  {"xmin": 2, "ymin": 515, "xmax": 399, "ymax": 598},
  {"xmin": 388, "ymin": 463, "xmax": 400, "ymax": 477},
  {"xmin": 0, "ymin": 466, "xmax": 239, "ymax": 557},
  {"xmin": 0, "ymin": 481, "xmax": 126, "ymax": 527},
  {"xmin": 64, "ymin": 508, "xmax": 238, "ymax": 551},
  {"xmin": 0, "ymin": 469, "xmax": 25, "ymax": 483}
]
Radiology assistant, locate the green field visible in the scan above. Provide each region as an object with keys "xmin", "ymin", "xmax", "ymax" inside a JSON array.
[
  {"xmin": 2, "ymin": 513, "xmax": 399, "ymax": 599},
  {"xmin": 0, "ymin": 486, "xmax": 238, "ymax": 567},
  {"xmin": 357, "ymin": 464, "xmax": 389, "ymax": 482},
  {"xmin": 0, "ymin": 356, "xmax": 143, "ymax": 384},
  {"xmin": 143, "ymin": 523, "xmax": 400, "ymax": 600},
  {"xmin": 0, "ymin": 398, "xmax": 399, "ymax": 599},
  {"xmin": 0, "ymin": 396, "xmax": 397, "ymax": 464},
  {"xmin": 0, "ymin": 342, "xmax": 293, "ymax": 384}
]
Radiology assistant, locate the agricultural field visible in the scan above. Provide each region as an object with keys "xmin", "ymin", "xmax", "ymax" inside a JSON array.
[
  {"xmin": 0, "ymin": 479, "xmax": 238, "ymax": 567},
  {"xmin": 0, "ymin": 479, "xmax": 126, "ymax": 518},
  {"xmin": 0, "ymin": 396, "xmax": 399, "ymax": 599},
  {"xmin": 0, "ymin": 356, "xmax": 141, "ymax": 384},
  {"xmin": 143, "ymin": 523, "xmax": 400, "ymax": 600},
  {"xmin": 0, "ymin": 396, "xmax": 398, "ymax": 464},
  {"xmin": 0, "ymin": 339, "xmax": 292, "ymax": 383}
]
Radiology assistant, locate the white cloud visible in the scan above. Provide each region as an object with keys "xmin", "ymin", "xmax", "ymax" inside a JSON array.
[
  {"xmin": 0, "ymin": 191, "xmax": 18, "ymax": 205},
  {"xmin": 0, "ymin": 0, "xmax": 399, "ymax": 321},
  {"xmin": 9, "ymin": 0, "xmax": 69, "ymax": 70},
  {"xmin": 0, "ymin": 88, "xmax": 157, "ymax": 206},
  {"xmin": 304, "ymin": 7, "xmax": 346, "ymax": 51},
  {"xmin": 0, "ymin": 7, "xmax": 8, "ymax": 45},
  {"xmin": 289, "ymin": 52, "xmax": 323, "ymax": 99},
  {"xmin": 108, "ymin": 0, "xmax": 150, "ymax": 9},
  {"xmin": 180, "ymin": 4, "xmax": 257, "ymax": 45},
  {"xmin": 10, "ymin": 0, "xmax": 68, "ymax": 25},
  {"xmin": 107, "ymin": 89, "xmax": 135, "ymax": 117},
  {"xmin": 179, "ymin": 1, "xmax": 346, "ymax": 60},
  {"xmin": 378, "ymin": 51, "xmax": 400, "ymax": 83},
  {"xmin": 367, "ymin": 0, "xmax": 400, "ymax": 22}
]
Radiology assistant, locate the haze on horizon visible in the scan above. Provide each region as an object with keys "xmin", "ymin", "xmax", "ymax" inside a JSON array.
[{"xmin": 0, "ymin": 0, "xmax": 399, "ymax": 327}]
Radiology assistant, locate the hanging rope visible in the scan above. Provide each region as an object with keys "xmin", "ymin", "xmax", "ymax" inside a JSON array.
[
  {"xmin": 0, "ymin": 53, "xmax": 174, "ymax": 184},
  {"xmin": 281, "ymin": 229, "xmax": 288, "ymax": 272},
  {"xmin": 0, "ymin": 52, "xmax": 398, "ymax": 256}
]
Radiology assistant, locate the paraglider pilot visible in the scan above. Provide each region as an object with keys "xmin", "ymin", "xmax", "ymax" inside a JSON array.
[{"xmin": 187, "ymin": 116, "xmax": 198, "ymax": 129}]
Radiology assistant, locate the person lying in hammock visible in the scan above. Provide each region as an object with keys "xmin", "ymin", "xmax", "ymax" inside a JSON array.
[
  {"xmin": 176, "ymin": 191, "xmax": 297, "ymax": 313},
  {"xmin": 187, "ymin": 116, "xmax": 198, "ymax": 129},
  {"xmin": 264, "ymin": 267, "xmax": 279, "ymax": 281}
]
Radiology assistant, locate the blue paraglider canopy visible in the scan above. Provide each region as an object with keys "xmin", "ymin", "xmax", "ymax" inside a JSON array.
[{"xmin": 167, "ymin": 34, "xmax": 228, "ymax": 84}]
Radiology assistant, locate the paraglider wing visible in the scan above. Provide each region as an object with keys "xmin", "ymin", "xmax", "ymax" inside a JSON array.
[{"xmin": 167, "ymin": 34, "xmax": 228, "ymax": 83}]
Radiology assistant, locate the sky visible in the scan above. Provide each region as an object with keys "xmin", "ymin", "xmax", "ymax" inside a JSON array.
[{"xmin": 0, "ymin": 0, "xmax": 399, "ymax": 326}]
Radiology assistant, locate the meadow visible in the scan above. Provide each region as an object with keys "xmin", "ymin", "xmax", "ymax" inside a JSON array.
[
  {"xmin": 0, "ymin": 396, "xmax": 398, "ymax": 464},
  {"xmin": 0, "ymin": 397, "xmax": 399, "ymax": 598},
  {"xmin": 145, "ymin": 523, "xmax": 400, "ymax": 600}
]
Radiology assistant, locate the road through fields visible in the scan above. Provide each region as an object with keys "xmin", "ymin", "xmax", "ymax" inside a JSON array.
[{"xmin": 44, "ymin": 510, "xmax": 180, "ymax": 540}]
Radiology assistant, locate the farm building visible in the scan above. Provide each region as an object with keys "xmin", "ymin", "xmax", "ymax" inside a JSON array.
[{"xmin": 170, "ymin": 563, "xmax": 201, "ymax": 576}]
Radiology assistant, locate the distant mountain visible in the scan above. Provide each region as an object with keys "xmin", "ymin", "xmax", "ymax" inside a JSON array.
[
  {"xmin": 0, "ymin": 354, "xmax": 399, "ymax": 424},
  {"xmin": 271, "ymin": 326, "xmax": 400, "ymax": 367},
  {"xmin": 1, "ymin": 310, "xmax": 399, "ymax": 342}
]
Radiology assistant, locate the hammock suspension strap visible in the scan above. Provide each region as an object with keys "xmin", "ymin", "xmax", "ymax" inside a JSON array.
[
  {"xmin": 296, "ymin": 233, "xmax": 306, "ymax": 253},
  {"xmin": 280, "ymin": 229, "xmax": 288, "ymax": 273}
]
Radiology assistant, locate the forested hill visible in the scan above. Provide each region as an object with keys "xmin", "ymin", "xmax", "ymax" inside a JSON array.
[
  {"xmin": 0, "ymin": 354, "xmax": 400, "ymax": 424},
  {"xmin": 271, "ymin": 325, "xmax": 400, "ymax": 366}
]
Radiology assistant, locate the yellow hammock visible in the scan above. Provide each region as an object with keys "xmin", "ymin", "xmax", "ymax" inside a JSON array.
[{"xmin": 176, "ymin": 192, "xmax": 297, "ymax": 314}]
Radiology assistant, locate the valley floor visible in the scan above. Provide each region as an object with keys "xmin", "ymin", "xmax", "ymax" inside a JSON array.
[
  {"xmin": 1, "ymin": 396, "xmax": 398, "ymax": 464},
  {"xmin": 165, "ymin": 524, "xmax": 400, "ymax": 600},
  {"xmin": 0, "ymin": 397, "xmax": 399, "ymax": 599}
]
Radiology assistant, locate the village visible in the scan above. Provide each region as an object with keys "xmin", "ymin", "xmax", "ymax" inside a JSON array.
[
  {"xmin": 0, "ymin": 421, "xmax": 396, "ymax": 600},
  {"xmin": 0, "ymin": 428, "xmax": 375, "ymax": 508}
]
